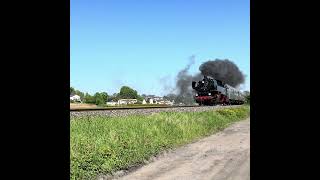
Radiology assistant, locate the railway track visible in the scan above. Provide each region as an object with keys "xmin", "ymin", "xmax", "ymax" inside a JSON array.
[
  {"xmin": 70, "ymin": 105, "xmax": 199, "ymax": 112},
  {"xmin": 70, "ymin": 105, "xmax": 242, "ymax": 118}
]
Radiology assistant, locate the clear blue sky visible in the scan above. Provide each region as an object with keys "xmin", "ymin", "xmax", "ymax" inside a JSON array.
[{"xmin": 71, "ymin": 0, "xmax": 250, "ymax": 96}]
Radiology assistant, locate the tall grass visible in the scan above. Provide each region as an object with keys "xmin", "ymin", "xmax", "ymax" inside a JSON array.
[{"xmin": 71, "ymin": 106, "xmax": 250, "ymax": 179}]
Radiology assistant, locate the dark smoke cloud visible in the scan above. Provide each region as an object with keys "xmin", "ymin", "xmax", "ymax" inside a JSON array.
[
  {"xmin": 167, "ymin": 56, "xmax": 201, "ymax": 105},
  {"xmin": 199, "ymin": 59, "xmax": 245, "ymax": 87},
  {"xmin": 163, "ymin": 57, "xmax": 245, "ymax": 105},
  {"xmin": 175, "ymin": 56, "xmax": 194, "ymax": 104}
]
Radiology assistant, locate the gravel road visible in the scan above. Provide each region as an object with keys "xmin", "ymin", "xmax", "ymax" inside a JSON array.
[{"xmin": 106, "ymin": 118, "xmax": 250, "ymax": 180}]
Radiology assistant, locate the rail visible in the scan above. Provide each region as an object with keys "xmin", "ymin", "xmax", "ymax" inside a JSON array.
[{"xmin": 70, "ymin": 105, "xmax": 200, "ymax": 112}]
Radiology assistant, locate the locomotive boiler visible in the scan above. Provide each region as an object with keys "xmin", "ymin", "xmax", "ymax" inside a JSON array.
[{"xmin": 192, "ymin": 76, "xmax": 244, "ymax": 105}]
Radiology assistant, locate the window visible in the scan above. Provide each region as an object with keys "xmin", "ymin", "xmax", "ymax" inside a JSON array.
[{"xmin": 216, "ymin": 80, "xmax": 224, "ymax": 86}]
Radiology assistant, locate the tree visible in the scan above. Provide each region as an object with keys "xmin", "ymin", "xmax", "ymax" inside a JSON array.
[
  {"xmin": 100, "ymin": 92, "xmax": 108, "ymax": 103},
  {"xmin": 70, "ymin": 87, "xmax": 85, "ymax": 100},
  {"xmin": 137, "ymin": 95, "xmax": 144, "ymax": 102},
  {"xmin": 119, "ymin": 86, "xmax": 139, "ymax": 99},
  {"xmin": 93, "ymin": 92, "xmax": 108, "ymax": 105},
  {"xmin": 244, "ymin": 91, "xmax": 250, "ymax": 104},
  {"xmin": 163, "ymin": 94, "xmax": 177, "ymax": 101},
  {"xmin": 84, "ymin": 93, "xmax": 95, "ymax": 104},
  {"xmin": 70, "ymin": 87, "xmax": 75, "ymax": 95},
  {"xmin": 94, "ymin": 93, "xmax": 103, "ymax": 105},
  {"xmin": 108, "ymin": 93, "xmax": 119, "ymax": 102},
  {"xmin": 75, "ymin": 90, "xmax": 85, "ymax": 100}
]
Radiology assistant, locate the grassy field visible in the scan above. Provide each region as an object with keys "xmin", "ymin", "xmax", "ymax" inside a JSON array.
[{"xmin": 70, "ymin": 106, "xmax": 250, "ymax": 179}]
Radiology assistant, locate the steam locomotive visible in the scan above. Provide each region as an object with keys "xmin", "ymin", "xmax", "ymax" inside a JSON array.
[{"xmin": 192, "ymin": 76, "xmax": 245, "ymax": 105}]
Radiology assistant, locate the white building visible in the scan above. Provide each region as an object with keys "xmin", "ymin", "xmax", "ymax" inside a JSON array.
[
  {"xmin": 70, "ymin": 94, "xmax": 81, "ymax": 102},
  {"xmin": 153, "ymin": 96, "xmax": 163, "ymax": 101},
  {"xmin": 118, "ymin": 99, "xmax": 138, "ymax": 105},
  {"xmin": 106, "ymin": 101, "xmax": 117, "ymax": 106},
  {"xmin": 154, "ymin": 100, "xmax": 174, "ymax": 105},
  {"xmin": 142, "ymin": 99, "xmax": 147, "ymax": 104},
  {"xmin": 145, "ymin": 97, "xmax": 174, "ymax": 105},
  {"xmin": 164, "ymin": 100, "xmax": 174, "ymax": 106}
]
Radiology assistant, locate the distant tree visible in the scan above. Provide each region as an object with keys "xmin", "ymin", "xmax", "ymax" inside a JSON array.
[
  {"xmin": 244, "ymin": 91, "xmax": 250, "ymax": 104},
  {"xmin": 135, "ymin": 95, "xmax": 143, "ymax": 103},
  {"xmin": 70, "ymin": 87, "xmax": 75, "ymax": 95},
  {"xmin": 163, "ymin": 94, "xmax": 177, "ymax": 101},
  {"xmin": 70, "ymin": 87, "xmax": 109, "ymax": 105},
  {"xmin": 93, "ymin": 92, "xmax": 108, "ymax": 105},
  {"xmin": 108, "ymin": 93, "xmax": 119, "ymax": 102},
  {"xmin": 84, "ymin": 93, "xmax": 95, "ymax": 104},
  {"xmin": 93, "ymin": 93, "xmax": 102, "ymax": 105},
  {"xmin": 100, "ymin": 92, "xmax": 108, "ymax": 103},
  {"xmin": 246, "ymin": 95, "xmax": 250, "ymax": 104},
  {"xmin": 119, "ymin": 86, "xmax": 139, "ymax": 99},
  {"xmin": 75, "ymin": 90, "xmax": 85, "ymax": 100},
  {"xmin": 70, "ymin": 87, "xmax": 85, "ymax": 99}
]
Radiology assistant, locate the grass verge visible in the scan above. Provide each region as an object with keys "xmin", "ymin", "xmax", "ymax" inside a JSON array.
[{"xmin": 71, "ymin": 105, "xmax": 250, "ymax": 179}]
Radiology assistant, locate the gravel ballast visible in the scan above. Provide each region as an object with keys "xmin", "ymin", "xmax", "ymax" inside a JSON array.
[{"xmin": 70, "ymin": 105, "xmax": 242, "ymax": 119}]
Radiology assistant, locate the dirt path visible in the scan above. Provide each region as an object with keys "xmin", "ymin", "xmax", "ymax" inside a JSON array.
[{"xmin": 113, "ymin": 118, "xmax": 250, "ymax": 180}]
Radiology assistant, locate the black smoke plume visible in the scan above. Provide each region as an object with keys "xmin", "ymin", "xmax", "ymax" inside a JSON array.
[
  {"xmin": 164, "ymin": 56, "xmax": 201, "ymax": 105},
  {"xmin": 199, "ymin": 59, "xmax": 245, "ymax": 87}
]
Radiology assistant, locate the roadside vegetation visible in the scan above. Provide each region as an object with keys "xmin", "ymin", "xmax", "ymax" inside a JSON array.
[
  {"xmin": 70, "ymin": 86, "xmax": 144, "ymax": 106},
  {"xmin": 70, "ymin": 106, "xmax": 250, "ymax": 179}
]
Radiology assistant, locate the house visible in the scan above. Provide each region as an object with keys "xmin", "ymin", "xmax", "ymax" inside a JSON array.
[
  {"xmin": 106, "ymin": 101, "xmax": 117, "ymax": 106},
  {"xmin": 118, "ymin": 99, "xmax": 138, "ymax": 105},
  {"xmin": 153, "ymin": 96, "xmax": 163, "ymax": 101},
  {"xmin": 70, "ymin": 94, "xmax": 81, "ymax": 102},
  {"xmin": 144, "ymin": 96, "xmax": 174, "ymax": 105},
  {"xmin": 163, "ymin": 100, "xmax": 174, "ymax": 106},
  {"xmin": 142, "ymin": 99, "xmax": 147, "ymax": 104},
  {"xmin": 154, "ymin": 99, "xmax": 174, "ymax": 105}
]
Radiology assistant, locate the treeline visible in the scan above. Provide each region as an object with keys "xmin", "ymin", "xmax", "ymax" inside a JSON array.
[
  {"xmin": 243, "ymin": 91, "xmax": 250, "ymax": 104},
  {"xmin": 70, "ymin": 86, "xmax": 144, "ymax": 105}
]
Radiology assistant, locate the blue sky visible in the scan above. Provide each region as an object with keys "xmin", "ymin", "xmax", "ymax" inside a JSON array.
[{"xmin": 71, "ymin": 0, "xmax": 250, "ymax": 96}]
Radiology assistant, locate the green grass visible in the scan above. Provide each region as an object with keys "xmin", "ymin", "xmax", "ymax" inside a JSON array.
[{"xmin": 70, "ymin": 105, "xmax": 250, "ymax": 180}]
